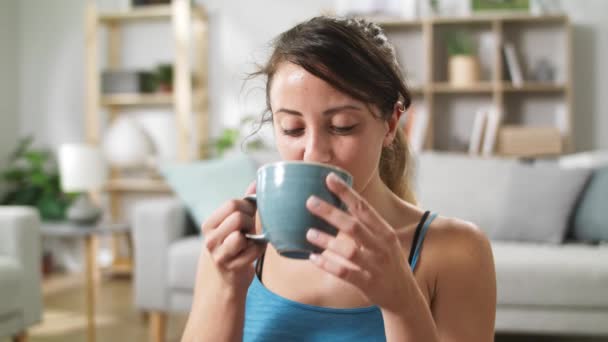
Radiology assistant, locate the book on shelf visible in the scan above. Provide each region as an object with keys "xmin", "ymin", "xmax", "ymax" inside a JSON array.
[
  {"xmin": 468, "ymin": 107, "xmax": 488, "ymax": 156},
  {"xmin": 554, "ymin": 103, "xmax": 569, "ymax": 138},
  {"xmin": 402, "ymin": 104, "xmax": 428, "ymax": 154},
  {"xmin": 503, "ymin": 42, "xmax": 523, "ymax": 87},
  {"xmin": 481, "ymin": 106, "xmax": 503, "ymax": 157}
]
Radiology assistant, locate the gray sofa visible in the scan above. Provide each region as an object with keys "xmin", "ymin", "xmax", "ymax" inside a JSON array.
[
  {"xmin": 0, "ymin": 206, "xmax": 43, "ymax": 341},
  {"xmin": 133, "ymin": 152, "xmax": 608, "ymax": 341}
]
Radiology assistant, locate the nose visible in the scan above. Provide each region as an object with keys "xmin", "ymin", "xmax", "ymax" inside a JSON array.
[{"xmin": 302, "ymin": 129, "xmax": 332, "ymax": 163}]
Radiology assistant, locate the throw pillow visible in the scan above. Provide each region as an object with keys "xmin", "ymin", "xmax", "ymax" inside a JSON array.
[
  {"xmin": 492, "ymin": 162, "xmax": 591, "ymax": 244},
  {"xmin": 415, "ymin": 152, "xmax": 514, "ymax": 239},
  {"xmin": 161, "ymin": 153, "xmax": 258, "ymax": 229},
  {"xmin": 572, "ymin": 167, "xmax": 608, "ymax": 242}
]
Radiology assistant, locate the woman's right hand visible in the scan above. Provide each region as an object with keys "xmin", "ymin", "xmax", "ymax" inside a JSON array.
[{"xmin": 197, "ymin": 181, "xmax": 265, "ymax": 296}]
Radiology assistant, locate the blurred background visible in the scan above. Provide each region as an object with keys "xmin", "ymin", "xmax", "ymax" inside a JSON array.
[{"xmin": 0, "ymin": 0, "xmax": 606, "ymax": 341}]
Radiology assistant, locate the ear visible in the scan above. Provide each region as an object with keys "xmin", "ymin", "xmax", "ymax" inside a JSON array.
[{"xmin": 383, "ymin": 102, "xmax": 405, "ymax": 147}]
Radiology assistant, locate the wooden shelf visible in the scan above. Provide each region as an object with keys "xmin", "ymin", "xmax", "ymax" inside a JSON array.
[
  {"xmin": 370, "ymin": 17, "xmax": 423, "ymax": 28},
  {"xmin": 501, "ymin": 82, "xmax": 566, "ymax": 92},
  {"xmin": 98, "ymin": 4, "xmax": 206, "ymax": 24},
  {"xmin": 431, "ymin": 82, "xmax": 494, "ymax": 93},
  {"xmin": 101, "ymin": 93, "xmax": 173, "ymax": 107},
  {"xmin": 409, "ymin": 86, "xmax": 425, "ymax": 94},
  {"xmin": 371, "ymin": 14, "xmax": 567, "ymax": 27},
  {"xmin": 104, "ymin": 178, "xmax": 171, "ymax": 193},
  {"xmin": 499, "ymin": 14, "xmax": 567, "ymax": 23},
  {"xmin": 430, "ymin": 14, "xmax": 567, "ymax": 25}
]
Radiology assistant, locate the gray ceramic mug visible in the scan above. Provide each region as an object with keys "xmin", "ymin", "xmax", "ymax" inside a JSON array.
[{"xmin": 244, "ymin": 161, "xmax": 353, "ymax": 259}]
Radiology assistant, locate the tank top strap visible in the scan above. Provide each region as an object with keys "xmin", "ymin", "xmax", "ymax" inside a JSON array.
[{"xmin": 409, "ymin": 211, "xmax": 438, "ymax": 271}]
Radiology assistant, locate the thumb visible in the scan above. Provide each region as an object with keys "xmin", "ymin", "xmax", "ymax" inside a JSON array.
[{"xmin": 244, "ymin": 180, "xmax": 257, "ymax": 196}]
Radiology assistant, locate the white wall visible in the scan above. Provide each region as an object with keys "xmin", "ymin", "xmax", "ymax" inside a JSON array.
[
  {"xmin": 17, "ymin": 0, "xmax": 330, "ymax": 152},
  {"xmin": 15, "ymin": 0, "xmax": 608, "ymax": 153},
  {"xmin": 19, "ymin": 0, "xmax": 88, "ymax": 148},
  {"xmin": 560, "ymin": 0, "xmax": 608, "ymax": 151},
  {"xmin": 0, "ymin": 0, "xmax": 19, "ymax": 167}
]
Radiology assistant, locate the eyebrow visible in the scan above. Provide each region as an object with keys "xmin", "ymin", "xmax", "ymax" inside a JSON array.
[{"xmin": 275, "ymin": 105, "xmax": 363, "ymax": 116}]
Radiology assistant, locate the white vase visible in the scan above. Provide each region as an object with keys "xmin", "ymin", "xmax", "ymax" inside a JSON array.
[
  {"xmin": 449, "ymin": 55, "xmax": 480, "ymax": 86},
  {"xmin": 136, "ymin": 112, "xmax": 177, "ymax": 167},
  {"xmin": 102, "ymin": 116, "xmax": 154, "ymax": 170}
]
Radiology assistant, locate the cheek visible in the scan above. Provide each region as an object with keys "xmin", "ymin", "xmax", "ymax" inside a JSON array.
[
  {"xmin": 341, "ymin": 138, "xmax": 383, "ymax": 191},
  {"xmin": 273, "ymin": 125, "xmax": 301, "ymax": 160},
  {"xmin": 313, "ymin": 130, "xmax": 381, "ymax": 192}
]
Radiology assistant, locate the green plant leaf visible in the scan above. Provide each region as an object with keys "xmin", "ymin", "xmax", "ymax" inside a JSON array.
[
  {"xmin": 446, "ymin": 30, "xmax": 475, "ymax": 56},
  {"xmin": 1, "ymin": 168, "xmax": 26, "ymax": 182},
  {"xmin": 37, "ymin": 195, "xmax": 66, "ymax": 221},
  {"xmin": 0, "ymin": 136, "xmax": 74, "ymax": 220},
  {"xmin": 8, "ymin": 136, "xmax": 34, "ymax": 163}
]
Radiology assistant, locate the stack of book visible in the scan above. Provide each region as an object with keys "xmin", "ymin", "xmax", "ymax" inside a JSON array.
[
  {"xmin": 504, "ymin": 42, "xmax": 524, "ymax": 86},
  {"xmin": 401, "ymin": 104, "xmax": 428, "ymax": 154},
  {"xmin": 468, "ymin": 106, "xmax": 503, "ymax": 157}
]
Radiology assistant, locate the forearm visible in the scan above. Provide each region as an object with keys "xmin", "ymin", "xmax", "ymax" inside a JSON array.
[
  {"xmin": 382, "ymin": 280, "xmax": 439, "ymax": 342},
  {"xmin": 182, "ymin": 286, "xmax": 247, "ymax": 342}
]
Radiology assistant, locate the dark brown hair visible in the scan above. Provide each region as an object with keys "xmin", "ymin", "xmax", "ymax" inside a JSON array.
[{"xmin": 250, "ymin": 16, "xmax": 416, "ymax": 203}]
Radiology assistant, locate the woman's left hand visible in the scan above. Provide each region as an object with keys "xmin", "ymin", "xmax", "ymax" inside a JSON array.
[{"xmin": 305, "ymin": 172, "xmax": 415, "ymax": 314}]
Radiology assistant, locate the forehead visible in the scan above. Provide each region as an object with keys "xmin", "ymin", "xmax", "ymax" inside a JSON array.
[{"xmin": 269, "ymin": 62, "xmax": 355, "ymax": 109}]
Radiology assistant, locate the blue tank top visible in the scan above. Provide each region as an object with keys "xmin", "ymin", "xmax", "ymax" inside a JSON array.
[{"xmin": 243, "ymin": 211, "xmax": 438, "ymax": 342}]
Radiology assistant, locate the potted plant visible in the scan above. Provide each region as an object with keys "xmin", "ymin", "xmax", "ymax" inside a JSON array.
[
  {"xmin": 203, "ymin": 115, "xmax": 268, "ymax": 158},
  {"xmin": 155, "ymin": 63, "xmax": 173, "ymax": 93},
  {"xmin": 446, "ymin": 30, "xmax": 479, "ymax": 86},
  {"xmin": 0, "ymin": 136, "xmax": 75, "ymax": 220}
]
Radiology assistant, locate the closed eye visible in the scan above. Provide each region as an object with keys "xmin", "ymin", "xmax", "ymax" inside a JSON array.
[
  {"xmin": 282, "ymin": 128, "xmax": 304, "ymax": 136},
  {"xmin": 331, "ymin": 124, "xmax": 358, "ymax": 134}
]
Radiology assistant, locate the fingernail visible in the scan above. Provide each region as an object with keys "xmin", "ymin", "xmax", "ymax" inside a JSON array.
[
  {"xmin": 308, "ymin": 195, "xmax": 320, "ymax": 208},
  {"xmin": 307, "ymin": 228, "xmax": 319, "ymax": 240},
  {"xmin": 309, "ymin": 253, "xmax": 319, "ymax": 261},
  {"xmin": 328, "ymin": 172, "xmax": 343, "ymax": 183}
]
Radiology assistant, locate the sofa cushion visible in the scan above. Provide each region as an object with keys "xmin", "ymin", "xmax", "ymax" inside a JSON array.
[
  {"xmin": 492, "ymin": 241, "xmax": 608, "ymax": 308},
  {"xmin": 416, "ymin": 152, "xmax": 591, "ymax": 243},
  {"xmin": 493, "ymin": 162, "xmax": 591, "ymax": 243},
  {"xmin": 558, "ymin": 151, "xmax": 608, "ymax": 242},
  {"xmin": 415, "ymin": 152, "xmax": 513, "ymax": 238},
  {"xmin": 0, "ymin": 256, "xmax": 22, "ymax": 316},
  {"xmin": 161, "ymin": 154, "xmax": 258, "ymax": 228},
  {"xmin": 168, "ymin": 237, "xmax": 201, "ymax": 291},
  {"xmin": 572, "ymin": 167, "xmax": 608, "ymax": 242}
]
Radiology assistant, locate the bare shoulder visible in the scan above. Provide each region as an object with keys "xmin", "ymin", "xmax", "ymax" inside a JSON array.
[
  {"xmin": 426, "ymin": 216, "xmax": 492, "ymax": 255},
  {"xmin": 424, "ymin": 216, "xmax": 495, "ymax": 289},
  {"xmin": 422, "ymin": 216, "xmax": 497, "ymax": 337}
]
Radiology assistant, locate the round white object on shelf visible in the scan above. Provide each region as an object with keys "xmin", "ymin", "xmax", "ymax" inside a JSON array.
[
  {"xmin": 102, "ymin": 116, "xmax": 154, "ymax": 170},
  {"xmin": 136, "ymin": 111, "xmax": 177, "ymax": 165}
]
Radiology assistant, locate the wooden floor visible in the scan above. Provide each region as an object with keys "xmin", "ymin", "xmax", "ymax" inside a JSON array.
[
  {"xmin": 25, "ymin": 273, "xmax": 188, "ymax": 342},
  {"xmin": 7, "ymin": 273, "xmax": 605, "ymax": 342}
]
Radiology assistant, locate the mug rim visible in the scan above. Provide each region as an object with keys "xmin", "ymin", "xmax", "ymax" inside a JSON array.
[{"xmin": 258, "ymin": 160, "xmax": 352, "ymax": 179}]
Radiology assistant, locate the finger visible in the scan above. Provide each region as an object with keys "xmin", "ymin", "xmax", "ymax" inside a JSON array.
[
  {"xmin": 310, "ymin": 250, "xmax": 372, "ymax": 289},
  {"xmin": 306, "ymin": 228, "xmax": 369, "ymax": 267},
  {"xmin": 227, "ymin": 243, "xmax": 265, "ymax": 270},
  {"xmin": 213, "ymin": 230, "xmax": 248, "ymax": 265},
  {"xmin": 325, "ymin": 173, "xmax": 383, "ymax": 230},
  {"xmin": 244, "ymin": 181, "xmax": 257, "ymax": 196},
  {"xmin": 306, "ymin": 196, "xmax": 379, "ymax": 249},
  {"xmin": 204, "ymin": 211, "xmax": 254, "ymax": 251},
  {"xmin": 201, "ymin": 199, "xmax": 256, "ymax": 234}
]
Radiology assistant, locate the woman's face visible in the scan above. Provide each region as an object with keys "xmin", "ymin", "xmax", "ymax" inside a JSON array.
[{"xmin": 269, "ymin": 62, "xmax": 397, "ymax": 193}]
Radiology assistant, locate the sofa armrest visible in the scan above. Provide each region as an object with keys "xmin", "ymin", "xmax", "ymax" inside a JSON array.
[
  {"xmin": 132, "ymin": 198, "xmax": 188, "ymax": 311},
  {"xmin": 0, "ymin": 206, "xmax": 43, "ymax": 326}
]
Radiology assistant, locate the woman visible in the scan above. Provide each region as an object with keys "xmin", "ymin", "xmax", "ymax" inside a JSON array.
[{"xmin": 182, "ymin": 16, "xmax": 496, "ymax": 341}]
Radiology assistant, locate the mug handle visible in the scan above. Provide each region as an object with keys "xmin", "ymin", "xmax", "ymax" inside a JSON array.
[{"xmin": 243, "ymin": 194, "xmax": 269, "ymax": 244}]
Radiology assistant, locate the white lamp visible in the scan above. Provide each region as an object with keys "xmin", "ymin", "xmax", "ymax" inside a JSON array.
[{"xmin": 58, "ymin": 144, "xmax": 108, "ymax": 224}]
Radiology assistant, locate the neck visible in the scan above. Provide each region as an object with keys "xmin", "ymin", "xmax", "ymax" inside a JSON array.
[{"xmin": 358, "ymin": 169, "xmax": 397, "ymax": 219}]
